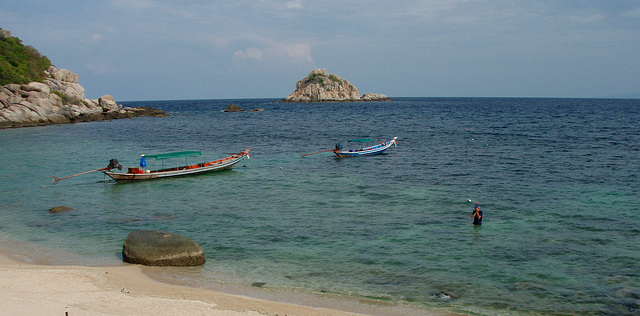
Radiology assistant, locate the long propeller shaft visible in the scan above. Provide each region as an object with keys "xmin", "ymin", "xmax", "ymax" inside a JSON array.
[
  {"xmin": 301, "ymin": 148, "xmax": 337, "ymax": 158},
  {"xmin": 51, "ymin": 167, "xmax": 109, "ymax": 185}
]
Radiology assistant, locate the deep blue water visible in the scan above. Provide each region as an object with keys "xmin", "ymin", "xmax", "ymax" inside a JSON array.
[{"xmin": 0, "ymin": 97, "xmax": 639, "ymax": 315}]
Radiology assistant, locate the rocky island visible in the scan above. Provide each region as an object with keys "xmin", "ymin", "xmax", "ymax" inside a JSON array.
[
  {"xmin": 0, "ymin": 29, "xmax": 166, "ymax": 129},
  {"xmin": 281, "ymin": 69, "xmax": 391, "ymax": 102}
]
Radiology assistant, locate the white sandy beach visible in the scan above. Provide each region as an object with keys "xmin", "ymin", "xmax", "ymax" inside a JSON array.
[
  {"xmin": 0, "ymin": 253, "xmax": 458, "ymax": 316},
  {"xmin": 0, "ymin": 253, "xmax": 365, "ymax": 316}
]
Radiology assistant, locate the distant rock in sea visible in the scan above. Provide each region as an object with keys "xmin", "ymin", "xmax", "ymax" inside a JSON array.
[
  {"xmin": 224, "ymin": 104, "xmax": 244, "ymax": 112},
  {"xmin": 281, "ymin": 69, "xmax": 391, "ymax": 103},
  {"xmin": 223, "ymin": 104, "xmax": 265, "ymax": 112},
  {"xmin": 49, "ymin": 206, "xmax": 74, "ymax": 214}
]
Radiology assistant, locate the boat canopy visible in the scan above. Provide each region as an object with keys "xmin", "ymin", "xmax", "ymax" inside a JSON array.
[
  {"xmin": 144, "ymin": 151, "xmax": 202, "ymax": 160},
  {"xmin": 348, "ymin": 138, "xmax": 374, "ymax": 143}
]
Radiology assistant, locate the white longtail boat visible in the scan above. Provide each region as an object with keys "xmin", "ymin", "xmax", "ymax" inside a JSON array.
[
  {"xmin": 334, "ymin": 137, "xmax": 397, "ymax": 158},
  {"xmin": 301, "ymin": 137, "xmax": 397, "ymax": 158},
  {"xmin": 51, "ymin": 149, "xmax": 251, "ymax": 184},
  {"xmin": 103, "ymin": 149, "xmax": 251, "ymax": 182}
]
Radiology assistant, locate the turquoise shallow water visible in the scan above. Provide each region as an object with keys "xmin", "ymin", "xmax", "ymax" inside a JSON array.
[{"xmin": 0, "ymin": 98, "xmax": 639, "ymax": 315}]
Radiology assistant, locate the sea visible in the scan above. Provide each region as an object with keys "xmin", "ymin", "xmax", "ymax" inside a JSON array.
[{"xmin": 0, "ymin": 97, "xmax": 638, "ymax": 315}]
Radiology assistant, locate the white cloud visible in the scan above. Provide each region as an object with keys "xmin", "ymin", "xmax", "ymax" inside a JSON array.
[
  {"xmin": 281, "ymin": 43, "xmax": 314, "ymax": 63},
  {"xmin": 286, "ymin": 1, "xmax": 304, "ymax": 10},
  {"xmin": 86, "ymin": 59, "xmax": 116, "ymax": 75},
  {"xmin": 233, "ymin": 47, "xmax": 264, "ymax": 60},
  {"xmin": 622, "ymin": 7, "xmax": 640, "ymax": 18},
  {"xmin": 90, "ymin": 34, "xmax": 104, "ymax": 42},
  {"xmin": 570, "ymin": 14, "xmax": 606, "ymax": 23},
  {"xmin": 234, "ymin": 43, "xmax": 314, "ymax": 64},
  {"xmin": 110, "ymin": 0, "xmax": 155, "ymax": 10},
  {"xmin": 403, "ymin": 0, "xmax": 477, "ymax": 21}
]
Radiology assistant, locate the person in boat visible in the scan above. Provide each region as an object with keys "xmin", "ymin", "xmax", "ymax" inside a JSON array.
[
  {"xmin": 332, "ymin": 143, "xmax": 343, "ymax": 156},
  {"xmin": 472, "ymin": 202, "xmax": 482, "ymax": 225}
]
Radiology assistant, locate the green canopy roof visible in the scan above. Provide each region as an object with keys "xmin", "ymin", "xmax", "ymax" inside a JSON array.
[
  {"xmin": 144, "ymin": 151, "xmax": 202, "ymax": 160},
  {"xmin": 348, "ymin": 138, "xmax": 374, "ymax": 143}
]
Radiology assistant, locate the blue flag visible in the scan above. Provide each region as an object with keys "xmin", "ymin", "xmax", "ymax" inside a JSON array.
[{"xmin": 140, "ymin": 155, "xmax": 147, "ymax": 168}]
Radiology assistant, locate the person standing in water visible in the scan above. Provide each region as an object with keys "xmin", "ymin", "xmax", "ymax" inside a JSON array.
[{"xmin": 472, "ymin": 202, "xmax": 483, "ymax": 225}]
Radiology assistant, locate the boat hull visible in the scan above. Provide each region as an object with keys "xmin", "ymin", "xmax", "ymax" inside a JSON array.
[
  {"xmin": 104, "ymin": 149, "xmax": 250, "ymax": 183},
  {"xmin": 334, "ymin": 137, "xmax": 397, "ymax": 158}
]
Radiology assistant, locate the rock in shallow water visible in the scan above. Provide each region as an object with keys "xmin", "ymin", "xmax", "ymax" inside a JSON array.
[
  {"xmin": 122, "ymin": 230, "xmax": 205, "ymax": 266},
  {"xmin": 49, "ymin": 206, "xmax": 74, "ymax": 214}
]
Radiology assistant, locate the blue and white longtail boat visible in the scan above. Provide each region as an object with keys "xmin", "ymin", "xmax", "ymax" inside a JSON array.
[
  {"xmin": 333, "ymin": 137, "xmax": 398, "ymax": 158},
  {"xmin": 302, "ymin": 137, "xmax": 397, "ymax": 158}
]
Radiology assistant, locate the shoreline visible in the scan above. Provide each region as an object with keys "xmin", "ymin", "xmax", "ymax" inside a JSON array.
[
  {"xmin": 0, "ymin": 106, "xmax": 168, "ymax": 129},
  {"xmin": 0, "ymin": 250, "xmax": 459, "ymax": 316},
  {"xmin": 0, "ymin": 252, "xmax": 363, "ymax": 315}
]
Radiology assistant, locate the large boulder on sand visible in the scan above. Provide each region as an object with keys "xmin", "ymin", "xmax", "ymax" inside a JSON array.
[{"xmin": 122, "ymin": 230, "xmax": 205, "ymax": 266}]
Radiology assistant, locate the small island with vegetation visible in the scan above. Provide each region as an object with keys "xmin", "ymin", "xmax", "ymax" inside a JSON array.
[
  {"xmin": 0, "ymin": 28, "xmax": 166, "ymax": 129},
  {"xmin": 281, "ymin": 69, "xmax": 391, "ymax": 103}
]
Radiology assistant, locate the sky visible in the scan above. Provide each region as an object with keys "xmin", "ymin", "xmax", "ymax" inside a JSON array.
[{"xmin": 2, "ymin": 0, "xmax": 639, "ymax": 101}]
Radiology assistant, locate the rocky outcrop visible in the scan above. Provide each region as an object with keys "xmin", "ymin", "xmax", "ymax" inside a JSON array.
[
  {"xmin": 281, "ymin": 69, "xmax": 391, "ymax": 102},
  {"xmin": 223, "ymin": 104, "xmax": 264, "ymax": 112},
  {"xmin": 223, "ymin": 104, "xmax": 244, "ymax": 112},
  {"xmin": 49, "ymin": 206, "xmax": 74, "ymax": 214},
  {"xmin": 122, "ymin": 230, "xmax": 205, "ymax": 266},
  {"xmin": 0, "ymin": 65, "xmax": 167, "ymax": 129},
  {"xmin": 0, "ymin": 29, "xmax": 11, "ymax": 38},
  {"xmin": 362, "ymin": 93, "xmax": 392, "ymax": 101}
]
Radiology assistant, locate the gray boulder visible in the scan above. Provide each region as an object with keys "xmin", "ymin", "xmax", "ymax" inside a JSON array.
[
  {"xmin": 4, "ymin": 84, "xmax": 20, "ymax": 94},
  {"xmin": 27, "ymin": 82, "xmax": 50, "ymax": 94},
  {"xmin": 122, "ymin": 230, "xmax": 205, "ymax": 266},
  {"xmin": 98, "ymin": 95, "xmax": 120, "ymax": 112},
  {"xmin": 361, "ymin": 93, "xmax": 392, "ymax": 101},
  {"xmin": 56, "ymin": 106, "xmax": 75, "ymax": 119},
  {"xmin": 46, "ymin": 113, "xmax": 70, "ymax": 124},
  {"xmin": 50, "ymin": 66, "xmax": 78, "ymax": 83}
]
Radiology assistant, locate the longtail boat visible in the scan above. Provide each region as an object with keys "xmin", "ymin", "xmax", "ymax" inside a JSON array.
[
  {"xmin": 102, "ymin": 149, "xmax": 251, "ymax": 183},
  {"xmin": 334, "ymin": 137, "xmax": 397, "ymax": 158},
  {"xmin": 301, "ymin": 137, "xmax": 397, "ymax": 158}
]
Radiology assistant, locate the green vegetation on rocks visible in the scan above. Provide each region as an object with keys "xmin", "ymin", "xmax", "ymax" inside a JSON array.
[
  {"xmin": 51, "ymin": 90, "xmax": 83, "ymax": 105},
  {"xmin": 304, "ymin": 72, "xmax": 326, "ymax": 85},
  {"xmin": 282, "ymin": 69, "xmax": 390, "ymax": 102},
  {"xmin": 0, "ymin": 29, "xmax": 51, "ymax": 85},
  {"xmin": 0, "ymin": 28, "xmax": 167, "ymax": 129}
]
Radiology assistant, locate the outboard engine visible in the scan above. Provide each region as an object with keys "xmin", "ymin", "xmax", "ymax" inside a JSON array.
[{"xmin": 106, "ymin": 159, "xmax": 123, "ymax": 170}]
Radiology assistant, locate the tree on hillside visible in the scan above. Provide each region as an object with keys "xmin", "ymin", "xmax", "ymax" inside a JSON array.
[{"xmin": 0, "ymin": 29, "xmax": 51, "ymax": 85}]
